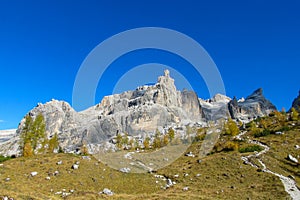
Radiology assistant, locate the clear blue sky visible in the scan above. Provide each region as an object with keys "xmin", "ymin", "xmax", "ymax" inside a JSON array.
[{"xmin": 0, "ymin": 0, "xmax": 299, "ymax": 129}]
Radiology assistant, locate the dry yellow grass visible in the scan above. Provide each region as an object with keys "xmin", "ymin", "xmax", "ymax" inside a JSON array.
[{"xmin": 1, "ymin": 114, "xmax": 299, "ymax": 199}]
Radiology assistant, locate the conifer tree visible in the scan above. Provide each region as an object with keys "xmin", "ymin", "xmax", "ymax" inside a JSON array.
[{"xmin": 291, "ymin": 107, "xmax": 299, "ymax": 121}]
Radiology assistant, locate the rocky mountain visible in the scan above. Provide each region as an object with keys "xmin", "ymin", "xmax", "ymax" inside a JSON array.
[
  {"xmin": 199, "ymin": 94, "xmax": 231, "ymax": 121},
  {"xmin": 291, "ymin": 91, "xmax": 300, "ymax": 112},
  {"xmin": 228, "ymin": 88, "xmax": 277, "ymax": 121},
  {"xmin": 0, "ymin": 70, "xmax": 277, "ymax": 156},
  {"xmin": 199, "ymin": 88, "xmax": 276, "ymax": 122}
]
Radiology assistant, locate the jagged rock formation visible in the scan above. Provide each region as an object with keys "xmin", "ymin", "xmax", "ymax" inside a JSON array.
[
  {"xmin": 0, "ymin": 71, "xmax": 278, "ymax": 156},
  {"xmin": 0, "ymin": 70, "xmax": 204, "ymax": 156},
  {"xmin": 199, "ymin": 94, "xmax": 231, "ymax": 121},
  {"xmin": 291, "ymin": 91, "xmax": 300, "ymax": 112},
  {"xmin": 228, "ymin": 88, "xmax": 276, "ymax": 121}
]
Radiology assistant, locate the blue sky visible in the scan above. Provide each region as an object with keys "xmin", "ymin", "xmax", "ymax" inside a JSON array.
[{"xmin": 0, "ymin": 0, "xmax": 299, "ymax": 129}]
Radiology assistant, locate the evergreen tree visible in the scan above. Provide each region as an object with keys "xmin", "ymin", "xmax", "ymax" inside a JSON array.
[
  {"xmin": 291, "ymin": 107, "xmax": 299, "ymax": 121},
  {"xmin": 223, "ymin": 118, "xmax": 239, "ymax": 136},
  {"xmin": 31, "ymin": 113, "xmax": 46, "ymax": 149},
  {"xmin": 143, "ymin": 136, "xmax": 150, "ymax": 149},
  {"xmin": 167, "ymin": 127, "xmax": 175, "ymax": 141},
  {"xmin": 23, "ymin": 142, "xmax": 33, "ymax": 157},
  {"xmin": 20, "ymin": 113, "xmax": 46, "ymax": 156},
  {"xmin": 48, "ymin": 133, "xmax": 59, "ymax": 153},
  {"xmin": 153, "ymin": 129, "xmax": 161, "ymax": 149},
  {"xmin": 116, "ymin": 133, "xmax": 123, "ymax": 149},
  {"xmin": 162, "ymin": 134, "xmax": 169, "ymax": 146},
  {"xmin": 121, "ymin": 132, "xmax": 129, "ymax": 147}
]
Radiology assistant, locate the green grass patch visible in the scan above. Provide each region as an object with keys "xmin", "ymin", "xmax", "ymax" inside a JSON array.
[
  {"xmin": 0, "ymin": 155, "xmax": 11, "ymax": 163},
  {"xmin": 254, "ymin": 129, "xmax": 271, "ymax": 138},
  {"xmin": 239, "ymin": 145, "xmax": 264, "ymax": 153}
]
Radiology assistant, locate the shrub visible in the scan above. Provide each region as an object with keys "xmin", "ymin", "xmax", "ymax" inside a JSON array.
[
  {"xmin": 223, "ymin": 118, "xmax": 239, "ymax": 136},
  {"xmin": 239, "ymin": 145, "xmax": 263, "ymax": 153},
  {"xmin": 223, "ymin": 141, "xmax": 238, "ymax": 151},
  {"xmin": 254, "ymin": 129, "xmax": 270, "ymax": 138},
  {"xmin": 290, "ymin": 107, "xmax": 299, "ymax": 121}
]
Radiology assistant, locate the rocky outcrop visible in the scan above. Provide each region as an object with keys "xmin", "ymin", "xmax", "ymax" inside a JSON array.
[
  {"xmin": 291, "ymin": 91, "xmax": 300, "ymax": 112},
  {"xmin": 0, "ymin": 71, "xmax": 278, "ymax": 156},
  {"xmin": 199, "ymin": 94, "xmax": 231, "ymax": 121},
  {"xmin": 0, "ymin": 70, "xmax": 204, "ymax": 156},
  {"xmin": 228, "ymin": 88, "xmax": 276, "ymax": 121},
  {"xmin": 200, "ymin": 89, "xmax": 276, "ymax": 122}
]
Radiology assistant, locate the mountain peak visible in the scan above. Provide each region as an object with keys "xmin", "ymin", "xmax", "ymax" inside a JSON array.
[
  {"xmin": 252, "ymin": 88, "xmax": 263, "ymax": 96},
  {"xmin": 291, "ymin": 91, "xmax": 300, "ymax": 112}
]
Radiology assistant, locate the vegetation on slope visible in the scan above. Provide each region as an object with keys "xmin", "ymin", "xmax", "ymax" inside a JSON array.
[{"xmin": 0, "ymin": 109, "xmax": 299, "ymax": 199}]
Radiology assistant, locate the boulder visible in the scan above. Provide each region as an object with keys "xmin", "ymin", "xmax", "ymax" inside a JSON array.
[
  {"xmin": 30, "ymin": 171, "xmax": 38, "ymax": 177},
  {"xmin": 119, "ymin": 167, "xmax": 131, "ymax": 173},
  {"xmin": 287, "ymin": 154, "xmax": 298, "ymax": 163},
  {"xmin": 102, "ymin": 188, "xmax": 114, "ymax": 196},
  {"xmin": 72, "ymin": 164, "xmax": 79, "ymax": 170}
]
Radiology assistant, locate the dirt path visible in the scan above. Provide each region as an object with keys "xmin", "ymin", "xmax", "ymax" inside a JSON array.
[{"xmin": 235, "ymin": 132, "xmax": 300, "ymax": 200}]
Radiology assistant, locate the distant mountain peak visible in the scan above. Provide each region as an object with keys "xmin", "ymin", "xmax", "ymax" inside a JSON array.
[{"xmin": 291, "ymin": 91, "xmax": 300, "ymax": 112}]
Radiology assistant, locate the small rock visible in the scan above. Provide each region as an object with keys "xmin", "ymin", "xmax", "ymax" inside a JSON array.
[
  {"xmin": 55, "ymin": 191, "xmax": 62, "ymax": 195},
  {"xmin": 54, "ymin": 170, "xmax": 59, "ymax": 176},
  {"xmin": 56, "ymin": 160, "xmax": 63, "ymax": 165},
  {"xmin": 30, "ymin": 172, "xmax": 38, "ymax": 177},
  {"xmin": 62, "ymin": 192, "xmax": 71, "ymax": 197},
  {"xmin": 287, "ymin": 154, "xmax": 298, "ymax": 163},
  {"xmin": 185, "ymin": 152, "xmax": 195, "ymax": 157},
  {"xmin": 295, "ymin": 145, "xmax": 300, "ymax": 150},
  {"xmin": 75, "ymin": 161, "xmax": 80, "ymax": 165},
  {"xmin": 70, "ymin": 189, "xmax": 75, "ymax": 193},
  {"xmin": 82, "ymin": 156, "xmax": 91, "ymax": 160},
  {"xmin": 119, "ymin": 167, "xmax": 131, "ymax": 173},
  {"xmin": 183, "ymin": 187, "xmax": 189, "ymax": 191},
  {"xmin": 198, "ymin": 160, "xmax": 202, "ymax": 163},
  {"xmin": 167, "ymin": 179, "xmax": 173, "ymax": 186},
  {"xmin": 275, "ymin": 131, "xmax": 284, "ymax": 135},
  {"xmin": 174, "ymin": 174, "xmax": 179, "ymax": 178},
  {"xmin": 5, "ymin": 177, "xmax": 10, "ymax": 182},
  {"xmin": 102, "ymin": 188, "xmax": 114, "ymax": 196},
  {"xmin": 72, "ymin": 164, "xmax": 79, "ymax": 170},
  {"xmin": 196, "ymin": 174, "xmax": 201, "ymax": 177},
  {"xmin": 0, "ymin": 163, "xmax": 4, "ymax": 167},
  {"xmin": 45, "ymin": 176, "xmax": 51, "ymax": 180},
  {"xmin": 184, "ymin": 173, "xmax": 189, "ymax": 177}
]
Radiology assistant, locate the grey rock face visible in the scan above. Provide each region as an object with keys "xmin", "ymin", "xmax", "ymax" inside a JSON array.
[
  {"xmin": 291, "ymin": 91, "xmax": 300, "ymax": 112},
  {"xmin": 0, "ymin": 71, "xmax": 278, "ymax": 156},
  {"xmin": 0, "ymin": 70, "xmax": 204, "ymax": 156},
  {"xmin": 228, "ymin": 88, "xmax": 276, "ymax": 121},
  {"xmin": 199, "ymin": 94, "xmax": 231, "ymax": 121}
]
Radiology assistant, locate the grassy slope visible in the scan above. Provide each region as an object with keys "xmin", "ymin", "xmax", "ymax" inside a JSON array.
[{"xmin": 1, "ymin": 114, "xmax": 299, "ymax": 199}]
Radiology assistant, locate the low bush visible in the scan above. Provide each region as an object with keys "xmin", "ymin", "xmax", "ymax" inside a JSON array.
[
  {"xmin": 239, "ymin": 145, "xmax": 263, "ymax": 153},
  {"xmin": 222, "ymin": 141, "xmax": 239, "ymax": 151},
  {"xmin": 254, "ymin": 129, "xmax": 270, "ymax": 138},
  {"xmin": 0, "ymin": 155, "xmax": 11, "ymax": 163}
]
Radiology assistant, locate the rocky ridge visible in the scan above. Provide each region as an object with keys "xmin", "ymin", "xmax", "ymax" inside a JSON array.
[
  {"xmin": 0, "ymin": 70, "xmax": 277, "ymax": 156},
  {"xmin": 291, "ymin": 91, "xmax": 300, "ymax": 112}
]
